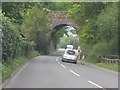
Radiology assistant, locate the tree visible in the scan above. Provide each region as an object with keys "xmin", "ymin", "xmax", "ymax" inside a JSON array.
[
  {"xmin": 1, "ymin": 13, "xmax": 33, "ymax": 62},
  {"xmin": 21, "ymin": 6, "xmax": 52, "ymax": 54},
  {"xmin": 67, "ymin": 2, "xmax": 118, "ymax": 62},
  {"xmin": 97, "ymin": 3, "xmax": 118, "ymax": 42},
  {"xmin": 67, "ymin": 3, "xmax": 105, "ymax": 25}
]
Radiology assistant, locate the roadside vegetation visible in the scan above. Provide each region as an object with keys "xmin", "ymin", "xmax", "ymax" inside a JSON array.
[
  {"xmin": 66, "ymin": 3, "xmax": 118, "ymax": 62},
  {"xmin": 2, "ymin": 51, "xmax": 39, "ymax": 82},
  {"xmin": 95, "ymin": 63, "xmax": 119, "ymax": 71}
]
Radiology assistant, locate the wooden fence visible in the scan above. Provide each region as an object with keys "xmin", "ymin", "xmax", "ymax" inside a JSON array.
[{"xmin": 101, "ymin": 57, "xmax": 120, "ymax": 64}]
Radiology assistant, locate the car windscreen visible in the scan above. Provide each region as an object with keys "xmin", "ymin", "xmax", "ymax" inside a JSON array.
[{"xmin": 66, "ymin": 50, "xmax": 75, "ymax": 55}]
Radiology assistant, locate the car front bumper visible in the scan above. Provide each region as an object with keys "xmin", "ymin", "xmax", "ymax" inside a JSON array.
[{"xmin": 62, "ymin": 58, "xmax": 77, "ymax": 63}]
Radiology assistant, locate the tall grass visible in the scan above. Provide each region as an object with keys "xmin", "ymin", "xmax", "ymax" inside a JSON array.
[
  {"xmin": 95, "ymin": 63, "xmax": 119, "ymax": 72},
  {"xmin": 2, "ymin": 50, "xmax": 39, "ymax": 82},
  {"xmin": 81, "ymin": 38, "xmax": 118, "ymax": 71},
  {"xmin": 86, "ymin": 38, "xmax": 118, "ymax": 63}
]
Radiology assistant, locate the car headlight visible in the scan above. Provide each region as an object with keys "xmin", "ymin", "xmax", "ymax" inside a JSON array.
[
  {"xmin": 63, "ymin": 55, "xmax": 67, "ymax": 58},
  {"xmin": 73, "ymin": 56, "xmax": 77, "ymax": 59}
]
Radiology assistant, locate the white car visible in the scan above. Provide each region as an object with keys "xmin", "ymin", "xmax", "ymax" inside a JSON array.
[
  {"xmin": 62, "ymin": 49, "xmax": 78, "ymax": 64},
  {"xmin": 65, "ymin": 45, "xmax": 73, "ymax": 49}
]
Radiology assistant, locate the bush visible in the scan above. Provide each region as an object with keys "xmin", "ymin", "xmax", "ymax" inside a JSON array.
[
  {"xmin": 2, "ymin": 50, "xmax": 39, "ymax": 82},
  {"xmin": 27, "ymin": 50, "xmax": 40, "ymax": 59},
  {"xmin": 1, "ymin": 13, "xmax": 34, "ymax": 63},
  {"xmin": 21, "ymin": 6, "xmax": 51, "ymax": 54},
  {"xmin": 86, "ymin": 38, "xmax": 118, "ymax": 63}
]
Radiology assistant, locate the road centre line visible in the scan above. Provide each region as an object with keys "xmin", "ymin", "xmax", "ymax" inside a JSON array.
[
  {"xmin": 69, "ymin": 70, "xmax": 80, "ymax": 77},
  {"xmin": 56, "ymin": 57, "xmax": 66, "ymax": 68},
  {"xmin": 88, "ymin": 80, "xmax": 103, "ymax": 89},
  {"xmin": 56, "ymin": 57, "xmax": 104, "ymax": 89},
  {"xmin": 57, "ymin": 60, "xmax": 60, "ymax": 64},
  {"xmin": 56, "ymin": 57, "xmax": 80, "ymax": 76},
  {"xmin": 56, "ymin": 57, "xmax": 60, "ymax": 64}
]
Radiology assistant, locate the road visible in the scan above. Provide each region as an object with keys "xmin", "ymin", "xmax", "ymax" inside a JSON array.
[{"xmin": 4, "ymin": 49, "xmax": 118, "ymax": 89}]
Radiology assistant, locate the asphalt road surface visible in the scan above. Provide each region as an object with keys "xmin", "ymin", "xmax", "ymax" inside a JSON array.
[{"xmin": 4, "ymin": 49, "xmax": 118, "ymax": 89}]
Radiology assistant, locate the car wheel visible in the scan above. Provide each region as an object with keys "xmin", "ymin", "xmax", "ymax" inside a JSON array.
[
  {"xmin": 74, "ymin": 61, "xmax": 77, "ymax": 64},
  {"xmin": 62, "ymin": 59, "xmax": 64, "ymax": 62}
]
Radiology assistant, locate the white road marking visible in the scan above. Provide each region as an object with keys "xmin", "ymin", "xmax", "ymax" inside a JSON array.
[
  {"xmin": 69, "ymin": 70, "xmax": 80, "ymax": 77},
  {"xmin": 57, "ymin": 61, "xmax": 60, "ymax": 64},
  {"xmin": 56, "ymin": 57, "xmax": 60, "ymax": 64},
  {"xmin": 56, "ymin": 57, "xmax": 66, "ymax": 68},
  {"xmin": 56, "ymin": 57, "xmax": 58, "ymax": 61},
  {"xmin": 56, "ymin": 57, "xmax": 62, "ymax": 65},
  {"xmin": 60, "ymin": 64, "xmax": 66, "ymax": 68},
  {"xmin": 3, "ymin": 62, "xmax": 30, "ymax": 88},
  {"xmin": 88, "ymin": 80, "xmax": 103, "ymax": 88},
  {"xmin": 56, "ymin": 57, "xmax": 104, "ymax": 89},
  {"xmin": 56, "ymin": 57, "xmax": 80, "ymax": 76}
]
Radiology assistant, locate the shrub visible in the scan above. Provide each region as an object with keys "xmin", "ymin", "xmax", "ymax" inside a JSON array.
[{"xmin": 86, "ymin": 38, "xmax": 118, "ymax": 63}]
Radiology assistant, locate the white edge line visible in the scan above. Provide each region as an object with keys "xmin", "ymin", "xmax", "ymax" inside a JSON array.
[
  {"xmin": 1, "ymin": 62, "xmax": 30, "ymax": 88},
  {"xmin": 57, "ymin": 60, "xmax": 60, "ymax": 64},
  {"xmin": 8, "ymin": 62, "xmax": 30, "ymax": 81},
  {"xmin": 60, "ymin": 64, "xmax": 66, "ymax": 68},
  {"xmin": 88, "ymin": 80, "xmax": 103, "ymax": 88},
  {"xmin": 69, "ymin": 70, "xmax": 80, "ymax": 76},
  {"xmin": 56, "ymin": 57, "xmax": 58, "ymax": 61}
]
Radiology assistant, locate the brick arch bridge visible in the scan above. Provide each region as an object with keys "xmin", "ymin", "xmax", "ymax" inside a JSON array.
[
  {"xmin": 50, "ymin": 11, "xmax": 78, "ymax": 38},
  {"xmin": 50, "ymin": 11, "xmax": 78, "ymax": 30},
  {"xmin": 48, "ymin": 11, "xmax": 78, "ymax": 52}
]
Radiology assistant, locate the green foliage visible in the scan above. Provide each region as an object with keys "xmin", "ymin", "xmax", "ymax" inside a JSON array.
[
  {"xmin": 89, "ymin": 3, "xmax": 118, "ymax": 62},
  {"xmin": 96, "ymin": 3, "xmax": 118, "ymax": 41},
  {"xmin": 52, "ymin": 27, "xmax": 66, "ymax": 49},
  {"xmin": 1, "ymin": 14, "xmax": 20, "ymax": 60},
  {"xmin": 68, "ymin": 2, "xmax": 118, "ymax": 63},
  {"xmin": 1, "ymin": 13, "xmax": 34, "ymax": 62},
  {"xmin": 2, "ymin": 2, "xmax": 23, "ymax": 24},
  {"xmin": 43, "ymin": 2, "xmax": 74, "ymax": 11},
  {"xmin": 54, "ymin": 2, "xmax": 74, "ymax": 11},
  {"xmin": 2, "ymin": 50, "xmax": 39, "ymax": 82},
  {"xmin": 95, "ymin": 63, "xmax": 119, "ymax": 71},
  {"xmin": 86, "ymin": 37, "xmax": 118, "ymax": 63},
  {"xmin": 2, "ymin": 2, "xmax": 38, "ymax": 25},
  {"xmin": 67, "ymin": 3, "xmax": 105, "ymax": 25},
  {"xmin": 27, "ymin": 51, "xmax": 40, "ymax": 59},
  {"xmin": 2, "ymin": 64, "xmax": 12, "ymax": 82},
  {"xmin": 59, "ymin": 36, "xmax": 78, "ymax": 49},
  {"xmin": 80, "ymin": 21, "xmax": 98, "ymax": 45},
  {"xmin": 21, "ymin": 6, "xmax": 52, "ymax": 54},
  {"xmin": 1, "ymin": 2, "xmax": 53, "ymax": 62}
]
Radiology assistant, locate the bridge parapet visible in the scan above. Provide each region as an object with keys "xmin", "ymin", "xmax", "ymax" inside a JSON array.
[{"xmin": 50, "ymin": 11, "xmax": 77, "ymax": 29}]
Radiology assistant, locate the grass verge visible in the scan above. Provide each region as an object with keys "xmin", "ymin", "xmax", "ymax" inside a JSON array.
[
  {"xmin": 85, "ymin": 58, "xmax": 119, "ymax": 72},
  {"xmin": 94, "ymin": 62, "xmax": 119, "ymax": 72},
  {"xmin": 2, "ymin": 50, "xmax": 40, "ymax": 82}
]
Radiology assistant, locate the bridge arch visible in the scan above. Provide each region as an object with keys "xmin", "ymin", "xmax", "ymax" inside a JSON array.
[
  {"xmin": 51, "ymin": 11, "xmax": 78, "ymax": 30},
  {"xmin": 48, "ymin": 11, "xmax": 79, "ymax": 51},
  {"xmin": 50, "ymin": 11, "xmax": 78, "ymax": 38}
]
